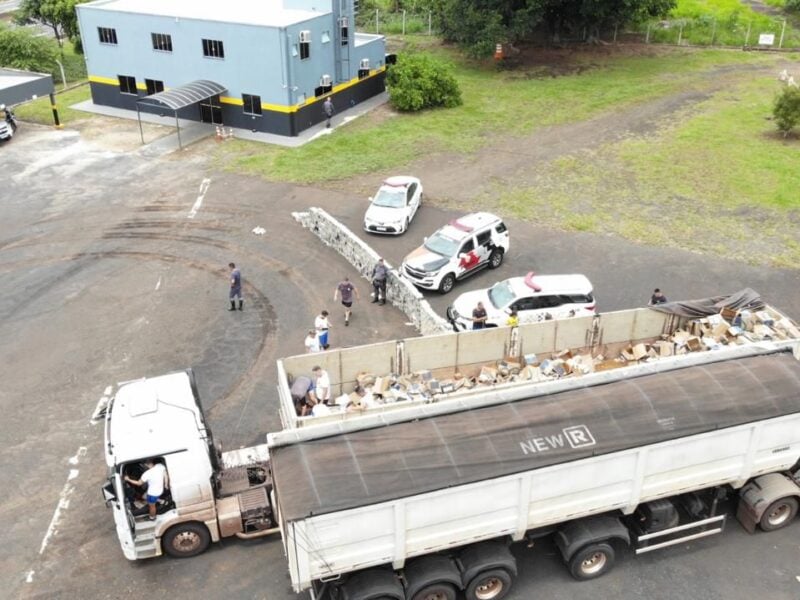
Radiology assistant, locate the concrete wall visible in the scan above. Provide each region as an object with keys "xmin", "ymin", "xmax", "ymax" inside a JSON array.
[{"xmin": 293, "ymin": 207, "xmax": 451, "ymax": 337}]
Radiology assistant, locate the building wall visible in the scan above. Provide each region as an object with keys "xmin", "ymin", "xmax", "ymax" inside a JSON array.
[{"xmin": 76, "ymin": 0, "xmax": 385, "ymax": 136}]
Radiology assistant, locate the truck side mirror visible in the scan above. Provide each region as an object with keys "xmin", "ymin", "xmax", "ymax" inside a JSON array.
[{"xmin": 102, "ymin": 480, "xmax": 117, "ymax": 508}]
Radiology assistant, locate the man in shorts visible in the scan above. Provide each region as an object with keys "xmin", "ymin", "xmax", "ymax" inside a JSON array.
[
  {"xmin": 124, "ymin": 458, "xmax": 167, "ymax": 520},
  {"xmin": 334, "ymin": 276, "xmax": 360, "ymax": 326}
]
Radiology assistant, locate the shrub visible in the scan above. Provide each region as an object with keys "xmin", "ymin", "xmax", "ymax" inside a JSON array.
[
  {"xmin": 386, "ymin": 52, "xmax": 462, "ymax": 112},
  {"xmin": 773, "ymin": 85, "xmax": 800, "ymax": 137},
  {"xmin": 0, "ymin": 25, "xmax": 58, "ymax": 74}
]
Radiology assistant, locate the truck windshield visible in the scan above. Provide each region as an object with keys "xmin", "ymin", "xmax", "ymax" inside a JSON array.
[
  {"xmin": 488, "ymin": 280, "xmax": 515, "ymax": 308},
  {"xmin": 424, "ymin": 232, "xmax": 460, "ymax": 257},
  {"xmin": 372, "ymin": 187, "xmax": 406, "ymax": 208}
]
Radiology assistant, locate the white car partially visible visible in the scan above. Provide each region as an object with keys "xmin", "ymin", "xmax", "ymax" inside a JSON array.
[
  {"xmin": 363, "ymin": 176, "xmax": 423, "ymax": 235},
  {"xmin": 447, "ymin": 272, "xmax": 596, "ymax": 331}
]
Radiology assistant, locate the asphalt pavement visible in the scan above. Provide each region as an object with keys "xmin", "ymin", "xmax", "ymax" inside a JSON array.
[{"xmin": 0, "ymin": 124, "xmax": 798, "ymax": 600}]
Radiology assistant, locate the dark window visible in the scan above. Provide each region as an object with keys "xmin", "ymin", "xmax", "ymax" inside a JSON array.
[
  {"xmin": 300, "ymin": 41, "xmax": 310, "ymax": 60},
  {"xmin": 118, "ymin": 75, "xmax": 137, "ymax": 95},
  {"xmin": 406, "ymin": 183, "xmax": 417, "ymax": 203},
  {"xmin": 242, "ymin": 94, "xmax": 262, "ymax": 116},
  {"xmin": 460, "ymin": 239, "xmax": 475, "ymax": 254},
  {"xmin": 202, "ymin": 39, "xmax": 225, "ymax": 59},
  {"xmin": 530, "ymin": 295, "xmax": 563, "ymax": 310},
  {"xmin": 566, "ymin": 293, "xmax": 594, "ymax": 304},
  {"xmin": 512, "ymin": 297, "xmax": 536, "ymax": 311},
  {"xmin": 340, "ymin": 17, "xmax": 349, "ymax": 46},
  {"xmin": 98, "ymin": 27, "xmax": 118, "ymax": 45},
  {"xmin": 495, "ymin": 222, "xmax": 507, "ymax": 234},
  {"xmin": 476, "ymin": 230, "xmax": 492, "ymax": 246},
  {"xmin": 145, "ymin": 79, "xmax": 164, "ymax": 96},
  {"xmin": 151, "ymin": 33, "xmax": 173, "ymax": 52}
]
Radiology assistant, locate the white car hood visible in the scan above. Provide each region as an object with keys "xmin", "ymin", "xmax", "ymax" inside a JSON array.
[
  {"xmin": 450, "ymin": 288, "xmax": 502, "ymax": 320},
  {"xmin": 365, "ymin": 204, "xmax": 405, "ymax": 224}
]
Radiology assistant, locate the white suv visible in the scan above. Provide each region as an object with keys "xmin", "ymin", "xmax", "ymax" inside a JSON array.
[
  {"xmin": 401, "ymin": 212, "xmax": 510, "ymax": 294},
  {"xmin": 446, "ymin": 272, "xmax": 596, "ymax": 330}
]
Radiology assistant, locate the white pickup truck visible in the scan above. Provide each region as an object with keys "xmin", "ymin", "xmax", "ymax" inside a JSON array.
[{"xmin": 103, "ymin": 294, "xmax": 800, "ymax": 600}]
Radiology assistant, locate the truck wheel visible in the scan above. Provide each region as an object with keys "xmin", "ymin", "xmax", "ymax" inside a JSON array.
[
  {"xmin": 759, "ymin": 496, "xmax": 798, "ymax": 531},
  {"xmin": 411, "ymin": 582, "xmax": 456, "ymax": 600},
  {"xmin": 568, "ymin": 542, "xmax": 615, "ymax": 581},
  {"xmin": 465, "ymin": 568, "xmax": 513, "ymax": 600},
  {"xmin": 162, "ymin": 522, "xmax": 211, "ymax": 558},
  {"xmin": 439, "ymin": 274, "xmax": 455, "ymax": 294},
  {"xmin": 488, "ymin": 249, "xmax": 504, "ymax": 269},
  {"xmin": 341, "ymin": 568, "xmax": 404, "ymax": 600}
]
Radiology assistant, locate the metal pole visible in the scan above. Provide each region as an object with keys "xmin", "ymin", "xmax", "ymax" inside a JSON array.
[
  {"xmin": 137, "ymin": 105, "xmax": 144, "ymax": 144},
  {"xmin": 645, "ymin": 23, "xmax": 651, "ymax": 44},
  {"xmin": 402, "ymin": 9, "xmax": 406, "ymax": 36},
  {"xmin": 745, "ymin": 21, "xmax": 751, "ymax": 47},
  {"xmin": 54, "ymin": 59, "xmax": 67, "ymax": 90},
  {"xmin": 49, "ymin": 92, "xmax": 61, "ymax": 128},
  {"xmin": 779, "ymin": 19, "xmax": 786, "ymax": 49},
  {"xmin": 710, "ymin": 19, "xmax": 716, "ymax": 46},
  {"xmin": 376, "ymin": 8, "xmax": 379, "ymax": 34},
  {"xmin": 613, "ymin": 23, "xmax": 618, "ymax": 43},
  {"xmin": 678, "ymin": 22, "xmax": 683, "ymax": 46},
  {"xmin": 428, "ymin": 11, "xmax": 432, "ymax": 36},
  {"xmin": 175, "ymin": 111, "xmax": 182, "ymax": 149}
]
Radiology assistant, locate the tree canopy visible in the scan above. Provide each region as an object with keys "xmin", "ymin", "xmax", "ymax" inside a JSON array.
[
  {"xmin": 432, "ymin": 0, "xmax": 676, "ymax": 57},
  {"xmin": 386, "ymin": 52, "xmax": 462, "ymax": 111},
  {"xmin": 16, "ymin": 0, "xmax": 84, "ymax": 49},
  {"xmin": 0, "ymin": 24, "xmax": 59, "ymax": 73}
]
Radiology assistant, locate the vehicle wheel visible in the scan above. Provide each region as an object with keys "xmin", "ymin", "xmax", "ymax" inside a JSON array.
[
  {"xmin": 759, "ymin": 496, "xmax": 798, "ymax": 531},
  {"xmin": 341, "ymin": 568, "xmax": 404, "ymax": 600},
  {"xmin": 411, "ymin": 582, "xmax": 457, "ymax": 600},
  {"xmin": 162, "ymin": 522, "xmax": 211, "ymax": 558},
  {"xmin": 568, "ymin": 542, "xmax": 616, "ymax": 581},
  {"xmin": 488, "ymin": 249, "xmax": 503, "ymax": 269},
  {"xmin": 465, "ymin": 568, "xmax": 513, "ymax": 600},
  {"xmin": 404, "ymin": 218, "xmax": 410, "ymax": 233},
  {"xmin": 439, "ymin": 273, "xmax": 456, "ymax": 294}
]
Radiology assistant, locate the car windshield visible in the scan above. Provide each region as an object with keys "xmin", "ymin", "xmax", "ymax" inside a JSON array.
[
  {"xmin": 424, "ymin": 232, "xmax": 460, "ymax": 257},
  {"xmin": 488, "ymin": 280, "xmax": 516, "ymax": 309},
  {"xmin": 372, "ymin": 187, "xmax": 406, "ymax": 208}
]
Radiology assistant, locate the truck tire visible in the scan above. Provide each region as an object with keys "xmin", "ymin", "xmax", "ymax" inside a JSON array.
[
  {"xmin": 568, "ymin": 542, "xmax": 616, "ymax": 581},
  {"xmin": 341, "ymin": 568, "xmax": 404, "ymax": 600},
  {"xmin": 488, "ymin": 249, "xmax": 503, "ymax": 269},
  {"xmin": 162, "ymin": 522, "xmax": 211, "ymax": 558},
  {"xmin": 464, "ymin": 568, "xmax": 513, "ymax": 600},
  {"xmin": 411, "ymin": 582, "xmax": 457, "ymax": 600},
  {"xmin": 439, "ymin": 274, "xmax": 455, "ymax": 294},
  {"xmin": 759, "ymin": 496, "xmax": 798, "ymax": 531}
]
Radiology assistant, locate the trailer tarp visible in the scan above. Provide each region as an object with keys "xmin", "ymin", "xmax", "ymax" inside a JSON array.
[
  {"xmin": 649, "ymin": 288, "xmax": 765, "ymax": 318},
  {"xmin": 270, "ymin": 350, "xmax": 800, "ymax": 522}
]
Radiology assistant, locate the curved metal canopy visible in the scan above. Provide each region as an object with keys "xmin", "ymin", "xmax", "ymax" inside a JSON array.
[{"xmin": 137, "ymin": 80, "xmax": 227, "ymax": 110}]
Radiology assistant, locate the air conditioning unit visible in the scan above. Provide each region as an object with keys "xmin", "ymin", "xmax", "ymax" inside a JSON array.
[
  {"xmin": 360, "ymin": 58, "xmax": 370, "ymax": 69},
  {"xmin": 299, "ymin": 30, "xmax": 311, "ymax": 42},
  {"xmin": 320, "ymin": 74, "xmax": 332, "ymax": 87},
  {"xmin": 339, "ymin": 16, "xmax": 348, "ymax": 28}
]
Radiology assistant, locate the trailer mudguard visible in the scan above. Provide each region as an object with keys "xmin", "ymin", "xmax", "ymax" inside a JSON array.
[
  {"xmin": 457, "ymin": 541, "xmax": 517, "ymax": 588},
  {"xmin": 554, "ymin": 515, "xmax": 631, "ymax": 561},
  {"xmin": 403, "ymin": 555, "xmax": 462, "ymax": 599}
]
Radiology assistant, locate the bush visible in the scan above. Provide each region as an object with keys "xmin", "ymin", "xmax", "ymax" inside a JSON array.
[
  {"xmin": 773, "ymin": 85, "xmax": 800, "ymax": 136},
  {"xmin": 386, "ymin": 52, "xmax": 462, "ymax": 112},
  {"xmin": 0, "ymin": 25, "xmax": 58, "ymax": 74}
]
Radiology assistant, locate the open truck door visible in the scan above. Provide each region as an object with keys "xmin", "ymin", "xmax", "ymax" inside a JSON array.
[{"xmin": 102, "ymin": 472, "xmax": 136, "ymax": 559}]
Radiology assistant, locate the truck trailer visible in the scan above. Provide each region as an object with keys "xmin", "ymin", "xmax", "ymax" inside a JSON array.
[{"xmin": 102, "ymin": 297, "xmax": 800, "ymax": 600}]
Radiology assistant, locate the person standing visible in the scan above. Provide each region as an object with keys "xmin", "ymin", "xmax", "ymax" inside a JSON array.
[
  {"xmin": 312, "ymin": 365, "xmax": 331, "ymax": 405},
  {"xmin": 506, "ymin": 309, "xmax": 519, "ymax": 327},
  {"xmin": 124, "ymin": 458, "xmax": 166, "ymax": 521},
  {"xmin": 315, "ymin": 310, "xmax": 331, "ymax": 350},
  {"xmin": 228, "ymin": 262, "xmax": 243, "ymax": 311},
  {"xmin": 304, "ymin": 329, "xmax": 321, "ymax": 353},
  {"xmin": 334, "ymin": 276, "xmax": 360, "ymax": 326},
  {"xmin": 371, "ymin": 258, "xmax": 388, "ymax": 305},
  {"xmin": 472, "ymin": 302, "xmax": 488, "ymax": 330},
  {"xmin": 649, "ymin": 288, "xmax": 668, "ymax": 305},
  {"xmin": 323, "ymin": 97, "xmax": 334, "ymax": 128}
]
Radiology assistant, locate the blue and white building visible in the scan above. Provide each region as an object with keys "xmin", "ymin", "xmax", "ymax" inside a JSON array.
[{"xmin": 76, "ymin": 0, "xmax": 386, "ymax": 136}]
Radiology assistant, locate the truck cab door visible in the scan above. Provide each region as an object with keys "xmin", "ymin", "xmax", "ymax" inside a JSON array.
[{"xmin": 103, "ymin": 472, "xmax": 136, "ymax": 558}]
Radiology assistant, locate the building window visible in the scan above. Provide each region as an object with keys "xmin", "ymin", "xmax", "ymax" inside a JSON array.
[
  {"xmin": 98, "ymin": 27, "xmax": 118, "ymax": 45},
  {"xmin": 321, "ymin": 31, "xmax": 330, "ymax": 43},
  {"xmin": 242, "ymin": 94, "xmax": 262, "ymax": 116},
  {"xmin": 145, "ymin": 79, "xmax": 164, "ymax": 96},
  {"xmin": 340, "ymin": 17, "xmax": 349, "ymax": 46},
  {"xmin": 151, "ymin": 33, "xmax": 172, "ymax": 52},
  {"xmin": 118, "ymin": 75, "xmax": 137, "ymax": 95},
  {"xmin": 202, "ymin": 38, "xmax": 225, "ymax": 59},
  {"xmin": 299, "ymin": 30, "xmax": 310, "ymax": 60}
]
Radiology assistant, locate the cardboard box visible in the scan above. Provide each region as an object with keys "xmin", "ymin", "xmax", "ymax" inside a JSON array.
[
  {"xmin": 416, "ymin": 369, "xmax": 433, "ymax": 382},
  {"xmin": 755, "ymin": 311, "xmax": 775, "ymax": 326},
  {"xmin": 524, "ymin": 353, "xmax": 538, "ymax": 366},
  {"xmin": 753, "ymin": 324, "xmax": 775, "ymax": 339},
  {"xmin": 654, "ymin": 341, "xmax": 675, "ymax": 357},
  {"xmin": 685, "ymin": 336, "xmax": 703, "ymax": 351},
  {"xmin": 556, "ymin": 349, "xmax": 573, "ymax": 360},
  {"xmin": 356, "ymin": 372, "xmax": 376, "ymax": 388},
  {"xmin": 632, "ymin": 344, "xmax": 649, "ymax": 361},
  {"xmin": 479, "ymin": 366, "xmax": 498, "ymax": 383},
  {"xmin": 711, "ymin": 322, "xmax": 731, "ymax": 339},
  {"xmin": 671, "ymin": 330, "xmax": 691, "ymax": 345},
  {"xmin": 719, "ymin": 307, "xmax": 738, "ymax": 321}
]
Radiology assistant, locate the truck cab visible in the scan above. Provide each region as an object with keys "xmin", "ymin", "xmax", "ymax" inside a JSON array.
[{"xmin": 102, "ymin": 370, "xmax": 275, "ymax": 559}]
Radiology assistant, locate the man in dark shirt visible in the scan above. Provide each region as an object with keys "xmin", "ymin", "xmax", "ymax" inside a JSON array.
[
  {"xmin": 371, "ymin": 258, "xmax": 388, "ymax": 305},
  {"xmin": 649, "ymin": 288, "xmax": 667, "ymax": 305},
  {"xmin": 334, "ymin": 276, "xmax": 360, "ymax": 325},
  {"xmin": 228, "ymin": 263, "xmax": 243, "ymax": 311},
  {"xmin": 472, "ymin": 302, "xmax": 488, "ymax": 329}
]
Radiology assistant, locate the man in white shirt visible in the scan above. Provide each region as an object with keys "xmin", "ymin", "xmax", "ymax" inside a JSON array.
[
  {"xmin": 124, "ymin": 458, "xmax": 167, "ymax": 520},
  {"xmin": 312, "ymin": 365, "xmax": 331, "ymax": 405},
  {"xmin": 315, "ymin": 310, "xmax": 331, "ymax": 350},
  {"xmin": 304, "ymin": 330, "xmax": 321, "ymax": 353}
]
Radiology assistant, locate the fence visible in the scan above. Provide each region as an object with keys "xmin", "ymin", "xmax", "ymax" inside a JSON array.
[{"xmin": 357, "ymin": 9, "xmax": 436, "ymax": 36}]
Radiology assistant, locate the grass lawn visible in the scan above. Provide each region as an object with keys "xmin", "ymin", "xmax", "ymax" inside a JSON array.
[{"xmin": 16, "ymin": 84, "xmax": 91, "ymax": 125}]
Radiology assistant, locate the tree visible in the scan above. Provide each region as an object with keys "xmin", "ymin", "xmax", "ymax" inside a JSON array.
[
  {"xmin": 773, "ymin": 86, "xmax": 800, "ymax": 137},
  {"xmin": 16, "ymin": 0, "xmax": 84, "ymax": 48},
  {"xmin": 386, "ymin": 52, "xmax": 462, "ymax": 111},
  {"xmin": 0, "ymin": 25, "xmax": 59, "ymax": 73}
]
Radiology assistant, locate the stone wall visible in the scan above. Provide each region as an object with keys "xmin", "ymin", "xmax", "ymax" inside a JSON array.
[{"xmin": 293, "ymin": 207, "xmax": 451, "ymax": 336}]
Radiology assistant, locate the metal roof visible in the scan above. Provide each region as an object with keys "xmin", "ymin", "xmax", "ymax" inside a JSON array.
[
  {"xmin": 270, "ymin": 350, "xmax": 800, "ymax": 522},
  {"xmin": 137, "ymin": 80, "xmax": 226, "ymax": 111}
]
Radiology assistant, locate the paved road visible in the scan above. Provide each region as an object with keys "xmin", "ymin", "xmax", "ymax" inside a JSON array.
[{"xmin": 1, "ymin": 126, "xmax": 798, "ymax": 600}]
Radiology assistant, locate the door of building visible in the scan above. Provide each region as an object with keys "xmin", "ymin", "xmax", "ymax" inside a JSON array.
[{"xmin": 199, "ymin": 101, "xmax": 222, "ymax": 124}]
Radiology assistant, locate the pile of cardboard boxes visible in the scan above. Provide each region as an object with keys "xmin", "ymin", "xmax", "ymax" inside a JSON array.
[{"xmin": 329, "ymin": 308, "xmax": 800, "ymax": 412}]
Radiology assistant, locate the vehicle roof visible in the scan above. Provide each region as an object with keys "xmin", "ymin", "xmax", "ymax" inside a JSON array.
[
  {"xmin": 381, "ymin": 175, "xmax": 419, "ymax": 188},
  {"xmin": 270, "ymin": 350, "xmax": 800, "ymax": 522},
  {"xmin": 506, "ymin": 273, "xmax": 593, "ymax": 298},
  {"xmin": 434, "ymin": 212, "xmax": 502, "ymax": 241},
  {"xmin": 106, "ymin": 370, "xmax": 207, "ymax": 465}
]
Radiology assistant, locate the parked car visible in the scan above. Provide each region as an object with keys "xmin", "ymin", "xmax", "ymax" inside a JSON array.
[
  {"xmin": 363, "ymin": 176, "xmax": 423, "ymax": 235},
  {"xmin": 0, "ymin": 104, "xmax": 16, "ymax": 141},
  {"xmin": 401, "ymin": 212, "xmax": 509, "ymax": 294},
  {"xmin": 446, "ymin": 272, "xmax": 596, "ymax": 330}
]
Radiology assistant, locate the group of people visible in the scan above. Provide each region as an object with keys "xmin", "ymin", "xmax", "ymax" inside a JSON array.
[
  {"xmin": 290, "ymin": 366, "xmax": 332, "ymax": 416},
  {"xmin": 468, "ymin": 301, "xmax": 518, "ymax": 330}
]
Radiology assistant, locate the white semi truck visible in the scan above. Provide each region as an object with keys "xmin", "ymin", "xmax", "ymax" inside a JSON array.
[{"xmin": 102, "ymin": 298, "xmax": 800, "ymax": 600}]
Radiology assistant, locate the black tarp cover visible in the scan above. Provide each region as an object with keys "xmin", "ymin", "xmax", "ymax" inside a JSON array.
[
  {"xmin": 649, "ymin": 288, "xmax": 765, "ymax": 318},
  {"xmin": 271, "ymin": 350, "xmax": 800, "ymax": 522}
]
